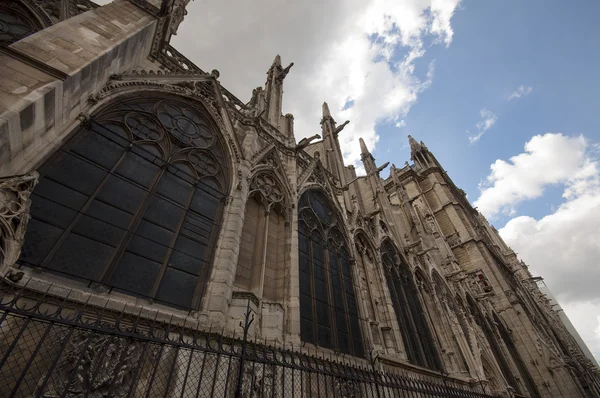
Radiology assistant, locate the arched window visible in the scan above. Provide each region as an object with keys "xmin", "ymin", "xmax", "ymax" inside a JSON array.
[
  {"xmin": 0, "ymin": 1, "xmax": 44, "ymax": 46},
  {"xmin": 466, "ymin": 295, "xmax": 521, "ymax": 394},
  {"xmin": 19, "ymin": 95, "xmax": 229, "ymax": 310},
  {"xmin": 298, "ymin": 189, "xmax": 363, "ymax": 357},
  {"xmin": 381, "ymin": 240, "xmax": 442, "ymax": 370}
]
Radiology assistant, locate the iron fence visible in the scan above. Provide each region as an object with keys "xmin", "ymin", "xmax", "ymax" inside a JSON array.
[{"xmin": 0, "ymin": 280, "xmax": 499, "ymax": 397}]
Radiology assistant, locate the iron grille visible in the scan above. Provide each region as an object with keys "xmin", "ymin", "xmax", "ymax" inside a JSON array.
[{"xmin": 0, "ymin": 280, "xmax": 500, "ymax": 398}]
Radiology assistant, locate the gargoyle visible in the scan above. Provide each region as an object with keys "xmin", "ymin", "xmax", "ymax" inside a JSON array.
[
  {"xmin": 337, "ymin": 177, "xmax": 359, "ymax": 191},
  {"xmin": 376, "ymin": 161, "xmax": 390, "ymax": 174},
  {"xmin": 333, "ymin": 120, "xmax": 350, "ymax": 136},
  {"xmin": 295, "ymin": 134, "xmax": 321, "ymax": 151}
]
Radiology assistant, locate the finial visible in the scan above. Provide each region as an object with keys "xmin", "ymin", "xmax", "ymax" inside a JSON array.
[
  {"xmin": 272, "ymin": 54, "xmax": 282, "ymax": 67},
  {"xmin": 322, "ymin": 102, "xmax": 331, "ymax": 117},
  {"xmin": 359, "ymin": 138, "xmax": 370, "ymax": 155},
  {"xmin": 408, "ymin": 134, "xmax": 422, "ymax": 155}
]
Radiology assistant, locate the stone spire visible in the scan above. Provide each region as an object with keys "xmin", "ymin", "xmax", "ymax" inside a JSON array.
[
  {"xmin": 408, "ymin": 135, "xmax": 423, "ymax": 157},
  {"xmin": 322, "ymin": 101, "xmax": 331, "ymax": 117},
  {"xmin": 260, "ymin": 55, "xmax": 294, "ymax": 136},
  {"xmin": 407, "ymin": 135, "xmax": 439, "ymax": 171},
  {"xmin": 359, "ymin": 138, "xmax": 377, "ymax": 174}
]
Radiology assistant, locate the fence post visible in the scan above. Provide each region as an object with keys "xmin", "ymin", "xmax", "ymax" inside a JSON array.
[{"xmin": 235, "ymin": 301, "xmax": 255, "ymax": 398}]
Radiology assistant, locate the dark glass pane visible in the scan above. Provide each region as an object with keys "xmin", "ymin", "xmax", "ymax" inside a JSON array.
[
  {"xmin": 338, "ymin": 331, "xmax": 349, "ymax": 354},
  {"xmin": 30, "ymin": 195, "xmax": 78, "ymax": 228},
  {"xmin": 34, "ymin": 178, "xmax": 87, "ymax": 211},
  {"xmin": 126, "ymin": 235, "xmax": 169, "ymax": 263},
  {"xmin": 71, "ymin": 129, "xmax": 125, "ymax": 169},
  {"xmin": 173, "ymin": 234, "xmax": 206, "ymax": 261},
  {"xmin": 312, "ymin": 238, "xmax": 324, "ymax": 263},
  {"xmin": 21, "ymin": 219, "xmax": 63, "ymax": 265},
  {"xmin": 167, "ymin": 250, "xmax": 204, "ymax": 275},
  {"xmin": 179, "ymin": 212, "xmax": 212, "ymax": 243},
  {"xmin": 136, "ymin": 219, "xmax": 174, "ymax": 245},
  {"xmin": 86, "ymin": 199, "xmax": 132, "ymax": 230},
  {"xmin": 328, "ymin": 250, "xmax": 338, "ymax": 272},
  {"xmin": 144, "ymin": 196, "xmax": 185, "ymax": 231},
  {"xmin": 96, "ymin": 175, "xmax": 147, "ymax": 214},
  {"xmin": 189, "ymin": 186, "xmax": 220, "ymax": 219},
  {"xmin": 109, "ymin": 253, "xmax": 160, "ymax": 297},
  {"xmin": 299, "ymin": 270, "xmax": 311, "ymax": 291},
  {"xmin": 353, "ymin": 338, "xmax": 364, "ymax": 357},
  {"xmin": 313, "ymin": 264, "xmax": 326, "ymax": 281},
  {"xmin": 315, "ymin": 300, "xmax": 330, "ymax": 326},
  {"xmin": 299, "ymin": 252, "xmax": 311, "ymax": 274},
  {"xmin": 47, "ymin": 153, "xmax": 106, "ymax": 195},
  {"xmin": 72, "ymin": 215, "xmax": 126, "ymax": 246},
  {"xmin": 155, "ymin": 267, "xmax": 198, "ymax": 308},
  {"xmin": 298, "ymin": 228, "xmax": 309, "ymax": 254},
  {"xmin": 115, "ymin": 150, "xmax": 161, "ymax": 188},
  {"xmin": 341, "ymin": 256, "xmax": 352, "ymax": 276},
  {"xmin": 156, "ymin": 169, "xmax": 193, "ymax": 206},
  {"xmin": 336, "ymin": 312, "xmax": 348, "ymax": 332},
  {"xmin": 301, "ymin": 318, "xmax": 314, "ymax": 343},
  {"xmin": 317, "ymin": 325, "xmax": 332, "ymax": 348},
  {"xmin": 45, "ymin": 233, "xmax": 115, "ymax": 281},
  {"xmin": 349, "ymin": 316, "xmax": 361, "ymax": 337},
  {"xmin": 333, "ymin": 287, "xmax": 345, "ymax": 309},
  {"xmin": 300, "ymin": 293, "xmax": 313, "ymax": 320},
  {"xmin": 314, "ymin": 278, "xmax": 327, "ymax": 297}
]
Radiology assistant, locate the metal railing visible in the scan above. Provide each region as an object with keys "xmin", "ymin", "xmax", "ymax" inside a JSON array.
[{"xmin": 0, "ymin": 280, "xmax": 499, "ymax": 397}]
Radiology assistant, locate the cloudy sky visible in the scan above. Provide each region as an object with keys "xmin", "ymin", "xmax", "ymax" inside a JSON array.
[{"xmin": 107, "ymin": 0, "xmax": 600, "ymax": 361}]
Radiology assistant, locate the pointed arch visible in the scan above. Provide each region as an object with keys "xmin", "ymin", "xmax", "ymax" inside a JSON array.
[
  {"xmin": 298, "ymin": 188, "xmax": 364, "ymax": 357},
  {"xmin": 235, "ymin": 169, "xmax": 288, "ymax": 302},
  {"xmin": 425, "ymin": 270, "xmax": 471, "ymax": 375},
  {"xmin": 19, "ymin": 94, "xmax": 231, "ymax": 310},
  {"xmin": 381, "ymin": 239, "xmax": 442, "ymax": 370},
  {"xmin": 466, "ymin": 294, "xmax": 522, "ymax": 394}
]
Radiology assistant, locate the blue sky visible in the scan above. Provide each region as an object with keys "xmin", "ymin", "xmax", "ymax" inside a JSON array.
[{"xmin": 373, "ymin": 0, "xmax": 600, "ymax": 226}]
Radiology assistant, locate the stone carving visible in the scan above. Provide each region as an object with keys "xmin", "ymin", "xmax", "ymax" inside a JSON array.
[
  {"xmin": 169, "ymin": 0, "xmax": 188, "ymax": 36},
  {"xmin": 251, "ymin": 172, "xmax": 284, "ymax": 204},
  {"xmin": 334, "ymin": 378, "xmax": 361, "ymax": 397},
  {"xmin": 45, "ymin": 332, "xmax": 144, "ymax": 397},
  {"xmin": 0, "ymin": 172, "xmax": 38, "ymax": 278}
]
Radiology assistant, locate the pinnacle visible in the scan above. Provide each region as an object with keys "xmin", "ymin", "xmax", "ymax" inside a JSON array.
[
  {"xmin": 272, "ymin": 54, "xmax": 282, "ymax": 67},
  {"xmin": 322, "ymin": 102, "xmax": 331, "ymax": 117},
  {"xmin": 359, "ymin": 137, "xmax": 370, "ymax": 155}
]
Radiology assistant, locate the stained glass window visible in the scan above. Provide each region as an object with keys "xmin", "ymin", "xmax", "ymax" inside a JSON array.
[
  {"xmin": 298, "ymin": 190, "xmax": 363, "ymax": 357},
  {"xmin": 381, "ymin": 240, "xmax": 442, "ymax": 370},
  {"xmin": 20, "ymin": 95, "xmax": 229, "ymax": 310},
  {"xmin": 0, "ymin": 2, "xmax": 42, "ymax": 46}
]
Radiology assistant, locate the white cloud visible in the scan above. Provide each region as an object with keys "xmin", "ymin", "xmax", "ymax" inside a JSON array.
[
  {"xmin": 173, "ymin": 0, "xmax": 462, "ymax": 169},
  {"xmin": 474, "ymin": 133, "xmax": 588, "ymax": 217},
  {"xmin": 508, "ymin": 85, "xmax": 533, "ymax": 101},
  {"xmin": 494, "ymin": 133, "xmax": 600, "ymax": 360},
  {"xmin": 468, "ymin": 108, "xmax": 497, "ymax": 143}
]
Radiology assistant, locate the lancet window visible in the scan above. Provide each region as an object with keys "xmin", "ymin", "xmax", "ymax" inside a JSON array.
[
  {"xmin": 381, "ymin": 240, "xmax": 442, "ymax": 370},
  {"xmin": 20, "ymin": 95, "xmax": 229, "ymax": 310},
  {"xmin": 298, "ymin": 189, "xmax": 364, "ymax": 357}
]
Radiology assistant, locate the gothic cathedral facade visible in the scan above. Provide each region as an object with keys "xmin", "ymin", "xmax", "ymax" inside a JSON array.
[{"xmin": 0, "ymin": 0, "xmax": 599, "ymax": 397}]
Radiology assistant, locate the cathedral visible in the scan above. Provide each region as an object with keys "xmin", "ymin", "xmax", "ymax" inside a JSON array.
[{"xmin": 0, "ymin": 0, "xmax": 599, "ymax": 397}]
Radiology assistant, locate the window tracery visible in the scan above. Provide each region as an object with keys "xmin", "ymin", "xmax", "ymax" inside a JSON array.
[
  {"xmin": 0, "ymin": 1, "xmax": 43, "ymax": 46},
  {"xmin": 298, "ymin": 189, "xmax": 364, "ymax": 357},
  {"xmin": 381, "ymin": 240, "xmax": 442, "ymax": 370},
  {"xmin": 20, "ymin": 95, "xmax": 229, "ymax": 310}
]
